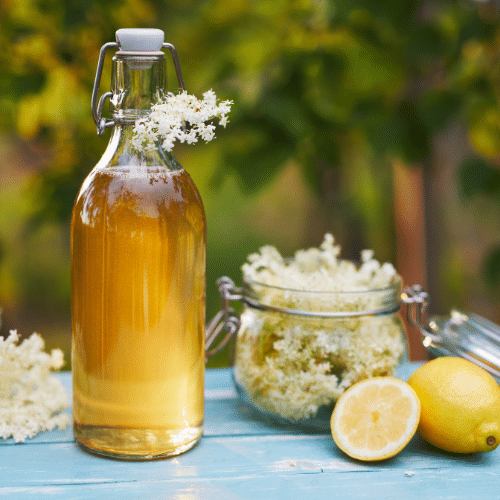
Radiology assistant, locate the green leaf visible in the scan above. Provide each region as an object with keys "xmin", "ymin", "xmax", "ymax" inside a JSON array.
[
  {"xmin": 259, "ymin": 92, "xmax": 307, "ymax": 139},
  {"xmin": 0, "ymin": 237, "xmax": 5, "ymax": 265},
  {"xmin": 469, "ymin": 106, "xmax": 500, "ymax": 158},
  {"xmin": 232, "ymin": 141, "xmax": 292, "ymax": 194},
  {"xmin": 12, "ymin": 73, "xmax": 46, "ymax": 99},
  {"xmin": 419, "ymin": 90, "xmax": 462, "ymax": 131},
  {"xmin": 312, "ymin": 125, "xmax": 341, "ymax": 167},
  {"xmin": 482, "ymin": 246, "xmax": 500, "ymax": 290},
  {"xmin": 459, "ymin": 11, "xmax": 498, "ymax": 44},
  {"xmin": 405, "ymin": 24, "xmax": 447, "ymax": 62},
  {"xmin": 28, "ymin": 168, "xmax": 87, "ymax": 229},
  {"xmin": 299, "ymin": 133, "xmax": 341, "ymax": 195},
  {"xmin": 359, "ymin": 110, "xmax": 403, "ymax": 156},
  {"xmin": 396, "ymin": 100, "xmax": 429, "ymax": 162},
  {"xmin": 300, "ymin": 158, "xmax": 324, "ymax": 195},
  {"xmin": 458, "ymin": 157, "xmax": 500, "ymax": 199}
]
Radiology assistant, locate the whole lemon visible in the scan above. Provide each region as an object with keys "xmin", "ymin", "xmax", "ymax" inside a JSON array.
[{"xmin": 408, "ymin": 357, "xmax": 500, "ymax": 454}]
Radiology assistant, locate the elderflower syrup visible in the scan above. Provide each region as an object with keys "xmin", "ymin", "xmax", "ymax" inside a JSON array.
[
  {"xmin": 228, "ymin": 235, "xmax": 409, "ymax": 430},
  {"xmin": 71, "ymin": 30, "xmax": 207, "ymax": 459}
]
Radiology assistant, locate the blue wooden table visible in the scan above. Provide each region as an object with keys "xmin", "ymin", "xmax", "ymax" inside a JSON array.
[{"xmin": 1, "ymin": 363, "xmax": 499, "ymax": 499}]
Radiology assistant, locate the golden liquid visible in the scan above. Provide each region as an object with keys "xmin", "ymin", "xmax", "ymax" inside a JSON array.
[{"xmin": 71, "ymin": 166, "xmax": 206, "ymax": 459}]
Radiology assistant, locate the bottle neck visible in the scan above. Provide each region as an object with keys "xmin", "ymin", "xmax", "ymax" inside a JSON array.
[
  {"xmin": 97, "ymin": 52, "xmax": 181, "ymax": 170},
  {"xmin": 110, "ymin": 53, "xmax": 167, "ymax": 123},
  {"xmin": 98, "ymin": 121, "xmax": 182, "ymax": 171}
]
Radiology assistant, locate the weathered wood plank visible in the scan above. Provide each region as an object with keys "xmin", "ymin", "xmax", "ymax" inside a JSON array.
[
  {"xmin": 0, "ymin": 455, "xmax": 497, "ymax": 499},
  {"xmin": 0, "ymin": 430, "xmax": 494, "ymax": 485}
]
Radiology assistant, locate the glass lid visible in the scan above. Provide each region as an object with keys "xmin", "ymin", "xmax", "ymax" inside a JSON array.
[{"xmin": 422, "ymin": 310, "xmax": 500, "ymax": 383}]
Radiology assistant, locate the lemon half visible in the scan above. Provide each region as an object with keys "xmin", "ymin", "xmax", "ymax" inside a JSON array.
[{"xmin": 331, "ymin": 377, "xmax": 420, "ymax": 461}]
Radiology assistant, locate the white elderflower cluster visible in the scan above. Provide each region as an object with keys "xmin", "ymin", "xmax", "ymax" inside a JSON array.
[
  {"xmin": 233, "ymin": 235, "xmax": 405, "ymax": 422},
  {"xmin": 242, "ymin": 233, "xmax": 397, "ymax": 293},
  {"xmin": 0, "ymin": 330, "xmax": 70, "ymax": 443},
  {"xmin": 132, "ymin": 90, "xmax": 233, "ymax": 152}
]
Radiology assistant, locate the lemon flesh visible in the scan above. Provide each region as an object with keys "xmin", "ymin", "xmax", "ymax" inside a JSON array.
[
  {"xmin": 331, "ymin": 377, "xmax": 420, "ymax": 461},
  {"xmin": 408, "ymin": 357, "xmax": 500, "ymax": 454}
]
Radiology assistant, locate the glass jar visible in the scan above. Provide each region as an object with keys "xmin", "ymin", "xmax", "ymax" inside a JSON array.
[{"xmin": 208, "ymin": 276, "xmax": 417, "ymax": 431}]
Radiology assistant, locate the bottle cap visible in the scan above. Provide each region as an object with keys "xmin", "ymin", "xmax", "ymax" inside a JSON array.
[{"xmin": 115, "ymin": 28, "xmax": 164, "ymax": 52}]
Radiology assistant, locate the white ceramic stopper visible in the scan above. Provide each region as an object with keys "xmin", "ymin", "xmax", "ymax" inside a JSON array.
[{"xmin": 115, "ymin": 28, "xmax": 164, "ymax": 52}]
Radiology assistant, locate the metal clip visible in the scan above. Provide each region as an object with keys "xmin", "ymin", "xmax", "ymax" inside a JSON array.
[
  {"xmin": 162, "ymin": 43, "xmax": 186, "ymax": 92},
  {"xmin": 91, "ymin": 42, "xmax": 118, "ymax": 136},
  {"xmin": 205, "ymin": 277, "xmax": 242, "ymax": 362},
  {"xmin": 401, "ymin": 284, "xmax": 434, "ymax": 342},
  {"xmin": 91, "ymin": 41, "xmax": 187, "ymax": 136}
]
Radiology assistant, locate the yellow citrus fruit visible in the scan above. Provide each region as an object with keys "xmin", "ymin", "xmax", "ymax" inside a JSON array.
[
  {"xmin": 330, "ymin": 377, "xmax": 420, "ymax": 461},
  {"xmin": 407, "ymin": 357, "xmax": 500, "ymax": 454}
]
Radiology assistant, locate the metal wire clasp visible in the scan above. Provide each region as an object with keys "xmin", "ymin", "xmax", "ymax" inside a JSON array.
[
  {"xmin": 91, "ymin": 42, "xmax": 186, "ymax": 136},
  {"xmin": 401, "ymin": 284, "xmax": 432, "ymax": 340},
  {"xmin": 205, "ymin": 277, "xmax": 242, "ymax": 362}
]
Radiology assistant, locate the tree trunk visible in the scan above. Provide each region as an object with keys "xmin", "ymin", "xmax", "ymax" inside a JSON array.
[{"xmin": 393, "ymin": 160, "xmax": 428, "ymax": 361}]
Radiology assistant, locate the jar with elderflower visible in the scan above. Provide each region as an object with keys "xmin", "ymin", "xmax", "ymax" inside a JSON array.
[{"xmin": 206, "ymin": 235, "xmax": 426, "ymax": 430}]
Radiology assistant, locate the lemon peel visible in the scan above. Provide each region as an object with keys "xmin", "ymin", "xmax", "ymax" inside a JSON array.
[{"xmin": 408, "ymin": 357, "xmax": 500, "ymax": 454}]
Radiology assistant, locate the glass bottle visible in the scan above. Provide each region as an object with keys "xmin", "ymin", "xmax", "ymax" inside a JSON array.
[{"xmin": 71, "ymin": 29, "xmax": 206, "ymax": 459}]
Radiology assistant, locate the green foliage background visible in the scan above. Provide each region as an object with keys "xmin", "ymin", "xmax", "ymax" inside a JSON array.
[{"xmin": 0, "ymin": 0, "xmax": 499, "ymax": 367}]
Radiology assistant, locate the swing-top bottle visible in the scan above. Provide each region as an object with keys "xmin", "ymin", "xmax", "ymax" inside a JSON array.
[{"xmin": 71, "ymin": 29, "xmax": 206, "ymax": 459}]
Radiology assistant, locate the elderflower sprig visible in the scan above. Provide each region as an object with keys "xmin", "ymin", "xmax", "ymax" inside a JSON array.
[
  {"xmin": 132, "ymin": 90, "xmax": 233, "ymax": 152},
  {"xmin": 0, "ymin": 330, "xmax": 70, "ymax": 443}
]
